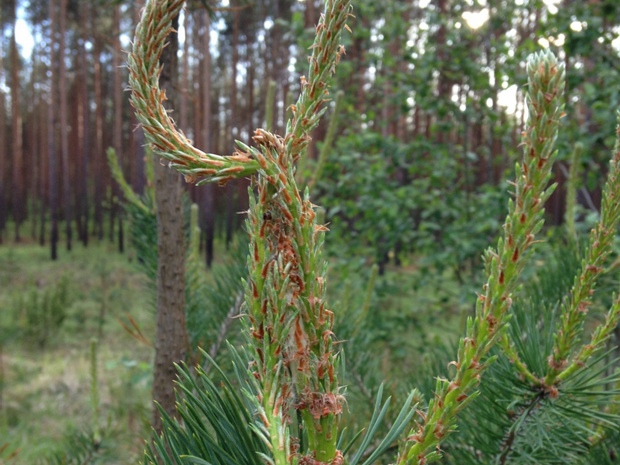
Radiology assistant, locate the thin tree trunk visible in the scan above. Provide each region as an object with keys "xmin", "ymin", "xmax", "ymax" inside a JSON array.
[
  {"xmin": 49, "ymin": 0, "xmax": 58, "ymax": 259},
  {"xmin": 72, "ymin": 82, "xmax": 83, "ymax": 242},
  {"xmin": 39, "ymin": 96, "xmax": 47, "ymax": 246},
  {"xmin": 200, "ymin": 10, "xmax": 215, "ymax": 267},
  {"xmin": 79, "ymin": 0, "xmax": 90, "ymax": 246},
  {"xmin": 180, "ymin": 9, "xmax": 189, "ymax": 132},
  {"xmin": 261, "ymin": 0, "xmax": 270, "ymax": 128},
  {"xmin": 113, "ymin": 5, "xmax": 124, "ymax": 253},
  {"xmin": 0, "ymin": 37, "xmax": 6, "ymax": 243},
  {"xmin": 30, "ymin": 52, "xmax": 39, "ymax": 241},
  {"xmin": 59, "ymin": 0, "xmax": 71, "ymax": 250},
  {"xmin": 225, "ymin": 9, "xmax": 240, "ymax": 249},
  {"xmin": 11, "ymin": 0, "xmax": 23, "ymax": 242},
  {"xmin": 93, "ymin": 12, "xmax": 104, "ymax": 240},
  {"xmin": 247, "ymin": 30, "xmax": 255, "ymax": 140},
  {"xmin": 304, "ymin": 0, "xmax": 316, "ymax": 28},
  {"xmin": 180, "ymin": 9, "xmax": 195, "ymax": 203},
  {"xmin": 151, "ymin": 14, "xmax": 187, "ymax": 435}
]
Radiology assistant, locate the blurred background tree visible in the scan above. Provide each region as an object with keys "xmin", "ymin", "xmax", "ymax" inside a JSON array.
[{"xmin": 0, "ymin": 0, "xmax": 617, "ymax": 267}]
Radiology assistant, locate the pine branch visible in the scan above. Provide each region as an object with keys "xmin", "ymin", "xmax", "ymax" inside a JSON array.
[
  {"xmin": 129, "ymin": 1, "xmax": 354, "ymax": 464},
  {"xmin": 107, "ymin": 147, "xmax": 151, "ymax": 213},
  {"xmin": 128, "ymin": 0, "xmax": 259, "ymax": 186},
  {"xmin": 546, "ymin": 113, "xmax": 620, "ymax": 386},
  {"xmin": 496, "ymin": 392, "xmax": 545, "ymax": 464},
  {"xmin": 441, "ymin": 243, "xmax": 620, "ymax": 465},
  {"xmin": 397, "ymin": 50, "xmax": 566, "ymax": 465},
  {"xmin": 557, "ymin": 296, "xmax": 620, "ymax": 383}
]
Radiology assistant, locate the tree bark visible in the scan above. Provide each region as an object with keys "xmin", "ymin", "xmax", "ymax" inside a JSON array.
[
  {"xmin": 180, "ymin": 9, "xmax": 189, "ymax": 133},
  {"xmin": 200, "ymin": 10, "xmax": 215, "ymax": 268},
  {"xmin": 58, "ymin": 0, "xmax": 72, "ymax": 251},
  {"xmin": 246, "ymin": 27, "xmax": 255, "ymax": 140},
  {"xmin": 39, "ymin": 93, "xmax": 47, "ymax": 246},
  {"xmin": 11, "ymin": 0, "xmax": 24, "ymax": 242},
  {"xmin": 29, "ymin": 50, "xmax": 39, "ymax": 241},
  {"xmin": 113, "ymin": 5, "xmax": 124, "ymax": 253},
  {"xmin": 49, "ymin": 0, "xmax": 58, "ymax": 259},
  {"xmin": 0, "ymin": 37, "xmax": 6, "ymax": 243},
  {"xmin": 93, "ymin": 11, "xmax": 104, "ymax": 241},
  {"xmin": 78, "ymin": 0, "xmax": 90, "ymax": 246},
  {"xmin": 225, "ymin": 9, "xmax": 241, "ymax": 249},
  {"xmin": 151, "ymin": 13, "xmax": 187, "ymax": 435}
]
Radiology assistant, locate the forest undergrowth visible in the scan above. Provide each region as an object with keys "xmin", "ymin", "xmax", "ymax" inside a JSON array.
[
  {"xmin": 0, "ymin": 239, "xmax": 474, "ymax": 464},
  {"xmin": 0, "ymin": 243, "xmax": 153, "ymax": 464}
]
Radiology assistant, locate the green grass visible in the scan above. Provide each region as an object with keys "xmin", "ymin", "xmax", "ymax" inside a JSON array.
[{"xmin": 0, "ymin": 242, "xmax": 154, "ymax": 464}]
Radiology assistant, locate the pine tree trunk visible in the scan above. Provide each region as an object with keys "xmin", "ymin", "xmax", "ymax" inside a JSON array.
[
  {"xmin": 93, "ymin": 13, "xmax": 104, "ymax": 241},
  {"xmin": 225, "ymin": 9, "xmax": 240, "ymax": 249},
  {"xmin": 0, "ymin": 38, "xmax": 6, "ymax": 244},
  {"xmin": 79, "ymin": 0, "xmax": 89, "ymax": 246},
  {"xmin": 58, "ymin": 0, "xmax": 72, "ymax": 251},
  {"xmin": 180, "ymin": 9, "xmax": 189, "ymax": 133},
  {"xmin": 39, "ymin": 97, "xmax": 47, "ymax": 246},
  {"xmin": 151, "ymin": 14, "xmax": 187, "ymax": 435},
  {"xmin": 261, "ymin": 1, "xmax": 270, "ymax": 128},
  {"xmin": 30, "ymin": 54, "xmax": 39, "ymax": 241},
  {"xmin": 11, "ymin": 0, "xmax": 23, "ymax": 242},
  {"xmin": 113, "ymin": 5, "xmax": 124, "ymax": 253},
  {"xmin": 200, "ymin": 10, "xmax": 215, "ymax": 268},
  {"xmin": 49, "ymin": 0, "xmax": 58, "ymax": 259},
  {"xmin": 246, "ymin": 30, "xmax": 255, "ymax": 140}
]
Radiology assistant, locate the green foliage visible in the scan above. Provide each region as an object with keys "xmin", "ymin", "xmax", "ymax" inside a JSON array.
[
  {"xmin": 40, "ymin": 338, "xmax": 118, "ymax": 465},
  {"xmin": 40, "ymin": 426, "xmax": 119, "ymax": 465},
  {"xmin": 144, "ymin": 353, "xmax": 270, "ymax": 465},
  {"xmin": 320, "ymin": 132, "xmax": 417, "ymax": 265},
  {"xmin": 0, "ymin": 443, "xmax": 20, "ymax": 464},
  {"xmin": 185, "ymin": 226, "xmax": 248, "ymax": 365},
  {"xmin": 0, "ymin": 244, "xmax": 154, "ymax": 464},
  {"xmin": 344, "ymin": 385, "xmax": 419, "ymax": 465},
  {"xmin": 11, "ymin": 276, "xmax": 72, "ymax": 349},
  {"xmin": 105, "ymin": 355, "xmax": 152, "ymax": 437},
  {"xmin": 124, "ymin": 195, "xmax": 159, "ymax": 282},
  {"xmin": 107, "ymin": 148, "xmax": 150, "ymax": 215},
  {"xmin": 319, "ymin": 132, "xmax": 505, "ymax": 275},
  {"xmin": 414, "ymin": 240, "xmax": 620, "ymax": 465}
]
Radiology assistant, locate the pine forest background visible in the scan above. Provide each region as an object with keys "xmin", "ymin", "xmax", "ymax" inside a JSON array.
[
  {"xmin": 1, "ymin": 0, "xmax": 620, "ymax": 463},
  {"xmin": 1, "ymin": 0, "xmax": 618, "ymax": 263}
]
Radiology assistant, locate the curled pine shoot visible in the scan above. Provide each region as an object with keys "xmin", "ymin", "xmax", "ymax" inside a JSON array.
[
  {"xmin": 129, "ymin": 1, "xmax": 353, "ymax": 465},
  {"xmin": 128, "ymin": 0, "xmax": 260, "ymax": 186},
  {"xmin": 396, "ymin": 50, "xmax": 566, "ymax": 465}
]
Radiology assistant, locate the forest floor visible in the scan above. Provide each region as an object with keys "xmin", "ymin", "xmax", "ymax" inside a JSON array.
[
  {"xmin": 0, "ymin": 243, "xmax": 154, "ymax": 464},
  {"xmin": 0, "ymin": 240, "xmax": 468, "ymax": 464}
]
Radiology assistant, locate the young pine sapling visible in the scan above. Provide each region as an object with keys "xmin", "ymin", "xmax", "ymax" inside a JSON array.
[{"xmin": 128, "ymin": 1, "xmax": 620, "ymax": 464}]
